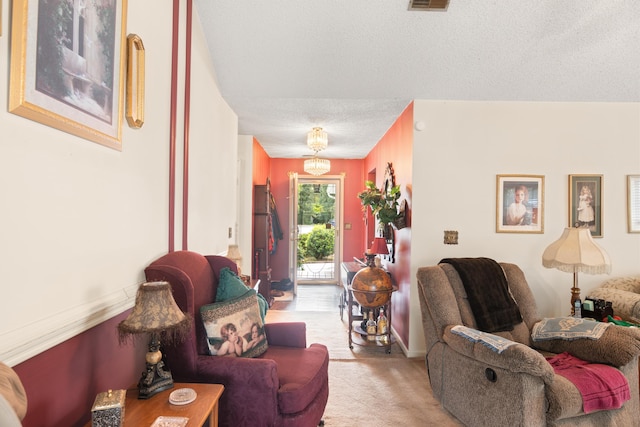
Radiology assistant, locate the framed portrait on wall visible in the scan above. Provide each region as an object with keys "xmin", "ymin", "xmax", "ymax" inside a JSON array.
[
  {"xmin": 9, "ymin": 0, "xmax": 128, "ymax": 150},
  {"xmin": 496, "ymin": 175, "xmax": 544, "ymax": 234},
  {"xmin": 568, "ymin": 174, "xmax": 603, "ymax": 237}
]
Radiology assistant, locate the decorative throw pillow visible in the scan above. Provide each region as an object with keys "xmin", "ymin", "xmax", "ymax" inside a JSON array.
[
  {"xmin": 201, "ymin": 290, "xmax": 268, "ymax": 358},
  {"xmin": 217, "ymin": 267, "xmax": 268, "ymax": 322}
]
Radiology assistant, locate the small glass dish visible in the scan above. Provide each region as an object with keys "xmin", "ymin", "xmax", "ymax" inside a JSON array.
[{"xmin": 168, "ymin": 388, "xmax": 197, "ymax": 406}]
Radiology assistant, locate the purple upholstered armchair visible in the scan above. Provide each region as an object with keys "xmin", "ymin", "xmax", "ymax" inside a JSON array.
[{"xmin": 145, "ymin": 250, "xmax": 329, "ymax": 427}]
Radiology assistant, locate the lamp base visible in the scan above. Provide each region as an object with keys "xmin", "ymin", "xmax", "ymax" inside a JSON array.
[
  {"xmin": 364, "ymin": 252, "xmax": 377, "ymax": 267},
  {"xmin": 137, "ymin": 335, "xmax": 174, "ymax": 399},
  {"xmin": 137, "ymin": 359, "xmax": 174, "ymax": 399},
  {"xmin": 569, "ymin": 272, "xmax": 581, "ymax": 317}
]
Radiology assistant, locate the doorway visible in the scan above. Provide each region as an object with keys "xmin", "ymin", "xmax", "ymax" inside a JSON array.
[{"xmin": 288, "ymin": 173, "xmax": 344, "ymax": 296}]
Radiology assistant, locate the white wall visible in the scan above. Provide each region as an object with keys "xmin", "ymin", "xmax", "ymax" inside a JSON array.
[
  {"xmin": 187, "ymin": 14, "xmax": 239, "ymax": 255},
  {"xmin": 0, "ymin": 1, "xmax": 238, "ymax": 365},
  {"xmin": 237, "ymin": 135, "xmax": 256, "ymax": 275},
  {"xmin": 409, "ymin": 101, "xmax": 640, "ymax": 354}
]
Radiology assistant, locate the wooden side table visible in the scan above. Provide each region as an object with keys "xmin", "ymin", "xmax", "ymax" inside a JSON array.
[
  {"xmin": 340, "ymin": 261, "xmax": 364, "ymax": 321},
  {"xmin": 87, "ymin": 383, "xmax": 223, "ymax": 427}
]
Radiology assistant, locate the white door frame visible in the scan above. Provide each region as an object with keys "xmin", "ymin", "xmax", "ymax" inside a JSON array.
[{"xmin": 288, "ymin": 173, "xmax": 344, "ymax": 295}]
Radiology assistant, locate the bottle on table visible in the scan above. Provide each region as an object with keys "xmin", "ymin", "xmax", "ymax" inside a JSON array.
[
  {"xmin": 360, "ymin": 310, "xmax": 369, "ymax": 332},
  {"xmin": 377, "ymin": 308, "xmax": 388, "ymax": 334},
  {"xmin": 366, "ymin": 311, "xmax": 377, "ymax": 341},
  {"xmin": 377, "ymin": 308, "xmax": 388, "ymax": 343}
]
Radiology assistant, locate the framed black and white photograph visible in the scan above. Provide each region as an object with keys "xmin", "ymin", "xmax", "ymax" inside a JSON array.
[
  {"xmin": 569, "ymin": 174, "xmax": 603, "ymax": 237},
  {"xmin": 9, "ymin": 0, "xmax": 128, "ymax": 150},
  {"xmin": 496, "ymin": 175, "xmax": 544, "ymax": 234}
]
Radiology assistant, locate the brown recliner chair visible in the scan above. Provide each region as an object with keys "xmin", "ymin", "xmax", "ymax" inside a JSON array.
[
  {"xmin": 417, "ymin": 260, "xmax": 640, "ymax": 426},
  {"xmin": 145, "ymin": 250, "xmax": 328, "ymax": 427}
]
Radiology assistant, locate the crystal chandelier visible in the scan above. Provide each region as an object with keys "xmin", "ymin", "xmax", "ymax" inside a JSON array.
[
  {"xmin": 307, "ymin": 127, "xmax": 328, "ymax": 152},
  {"xmin": 304, "ymin": 156, "xmax": 331, "ymax": 176}
]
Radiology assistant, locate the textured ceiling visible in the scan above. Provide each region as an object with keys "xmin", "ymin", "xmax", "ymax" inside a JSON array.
[{"xmin": 195, "ymin": 0, "xmax": 640, "ymax": 159}]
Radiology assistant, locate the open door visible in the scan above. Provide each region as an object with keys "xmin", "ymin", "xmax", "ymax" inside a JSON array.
[{"xmin": 288, "ymin": 173, "xmax": 344, "ymax": 296}]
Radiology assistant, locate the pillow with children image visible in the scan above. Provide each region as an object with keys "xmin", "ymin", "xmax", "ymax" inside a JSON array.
[
  {"xmin": 201, "ymin": 289, "xmax": 268, "ymax": 358},
  {"xmin": 216, "ymin": 267, "xmax": 268, "ymax": 322}
]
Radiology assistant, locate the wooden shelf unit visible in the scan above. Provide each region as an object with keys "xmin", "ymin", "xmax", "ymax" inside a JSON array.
[{"xmin": 253, "ymin": 181, "xmax": 273, "ymax": 305}]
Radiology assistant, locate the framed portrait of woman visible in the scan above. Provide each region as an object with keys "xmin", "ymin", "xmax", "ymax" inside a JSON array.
[
  {"xmin": 496, "ymin": 175, "xmax": 544, "ymax": 234},
  {"xmin": 569, "ymin": 174, "xmax": 603, "ymax": 237}
]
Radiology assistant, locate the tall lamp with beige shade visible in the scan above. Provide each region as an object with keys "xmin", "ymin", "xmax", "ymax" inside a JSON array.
[{"xmin": 542, "ymin": 227, "xmax": 611, "ymax": 315}]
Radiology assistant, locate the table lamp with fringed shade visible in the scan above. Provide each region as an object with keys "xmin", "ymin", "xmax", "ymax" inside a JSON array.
[
  {"xmin": 542, "ymin": 227, "xmax": 611, "ymax": 315},
  {"xmin": 118, "ymin": 281, "xmax": 191, "ymax": 399}
]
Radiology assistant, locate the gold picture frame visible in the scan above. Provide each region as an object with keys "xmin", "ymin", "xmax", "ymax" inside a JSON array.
[
  {"xmin": 126, "ymin": 34, "xmax": 145, "ymax": 129},
  {"xmin": 9, "ymin": 0, "xmax": 128, "ymax": 150},
  {"xmin": 628, "ymin": 175, "xmax": 640, "ymax": 233},
  {"xmin": 496, "ymin": 174, "xmax": 545, "ymax": 234},
  {"xmin": 568, "ymin": 174, "xmax": 603, "ymax": 237}
]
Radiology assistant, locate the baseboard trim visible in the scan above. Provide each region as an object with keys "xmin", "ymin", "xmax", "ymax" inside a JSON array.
[{"xmin": 391, "ymin": 327, "xmax": 427, "ymax": 359}]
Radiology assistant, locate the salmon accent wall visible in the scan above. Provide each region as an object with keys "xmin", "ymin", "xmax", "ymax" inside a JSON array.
[
  {"xmin": 254, "ymin": 103, "xmax": 414, "ymax": 349},
  {"xmin": 363, "ymin": 102, "xmax": 413, "ymax": 348},
  {"xmin": 252, "ymin": 138, "xmax": 271, "ymax": 186},
  {"xmin": 264, "ymin": 158, "xmax": 367, "ymax": 283}
]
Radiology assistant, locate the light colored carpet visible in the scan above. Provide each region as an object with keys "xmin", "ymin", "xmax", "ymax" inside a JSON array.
[
  {"xmin": 266, "ymin": 310, "xmax": 405, "ymax": 359},
  {"xmin": 325, "ymin": 359, "xmax": 463, "ymax": 427},
  {"xmin": 265, "ymin": 310, "xmax": 463, "ymax": 426}
]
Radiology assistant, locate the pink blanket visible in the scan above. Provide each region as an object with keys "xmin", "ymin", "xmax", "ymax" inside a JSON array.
[{"xmin": 546, "ymin": 352, "xmax": 630, "ymax": 413}]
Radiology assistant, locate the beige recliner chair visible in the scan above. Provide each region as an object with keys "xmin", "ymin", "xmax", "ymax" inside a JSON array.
[{"xmin": 417, "ymin": 259, "xmax": 640, "ymax": 426}]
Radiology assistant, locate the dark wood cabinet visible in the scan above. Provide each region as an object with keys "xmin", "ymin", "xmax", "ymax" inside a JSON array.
[{"xmin": 253, "ymin": 181, "xmax": 272, "ymax": 304}]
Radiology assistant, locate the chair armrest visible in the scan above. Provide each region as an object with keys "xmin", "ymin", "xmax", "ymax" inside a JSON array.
[
  {"xmin": 533, "ymin": 323, "xmax": 640, "ymax": 367},
  {"xmin": 587, "ymin": 287, "xmax": 640, "ymax": 323},
  {"xmin": 195, "ymin": 355, "xmax": 280, "ymax": 425},
  {"xmin": 264, "ymin": 322, "xmax": 307, "ymax": 347},
  {"xmin": 443, "ymin": 326, "xmax": 554, "ymax": 383},
  {"xmin": 196, "ymin": 354, "xmax": 278, "ymax": 385}
]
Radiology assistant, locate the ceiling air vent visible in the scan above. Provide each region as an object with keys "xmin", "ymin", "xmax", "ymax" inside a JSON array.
[{"xmin": 408, "ymin": 0, "xmax": 449, "ymax": 11}]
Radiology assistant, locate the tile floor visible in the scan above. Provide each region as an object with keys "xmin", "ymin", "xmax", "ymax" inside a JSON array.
[{"xmin": 270, "ymin": 284, "xmax": 342, "ymax": 312}]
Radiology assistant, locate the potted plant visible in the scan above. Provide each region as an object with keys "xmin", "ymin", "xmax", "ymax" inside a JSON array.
[{"xmin": 358, "ymin": 180, "xmax": 402, "ymax": 228}]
